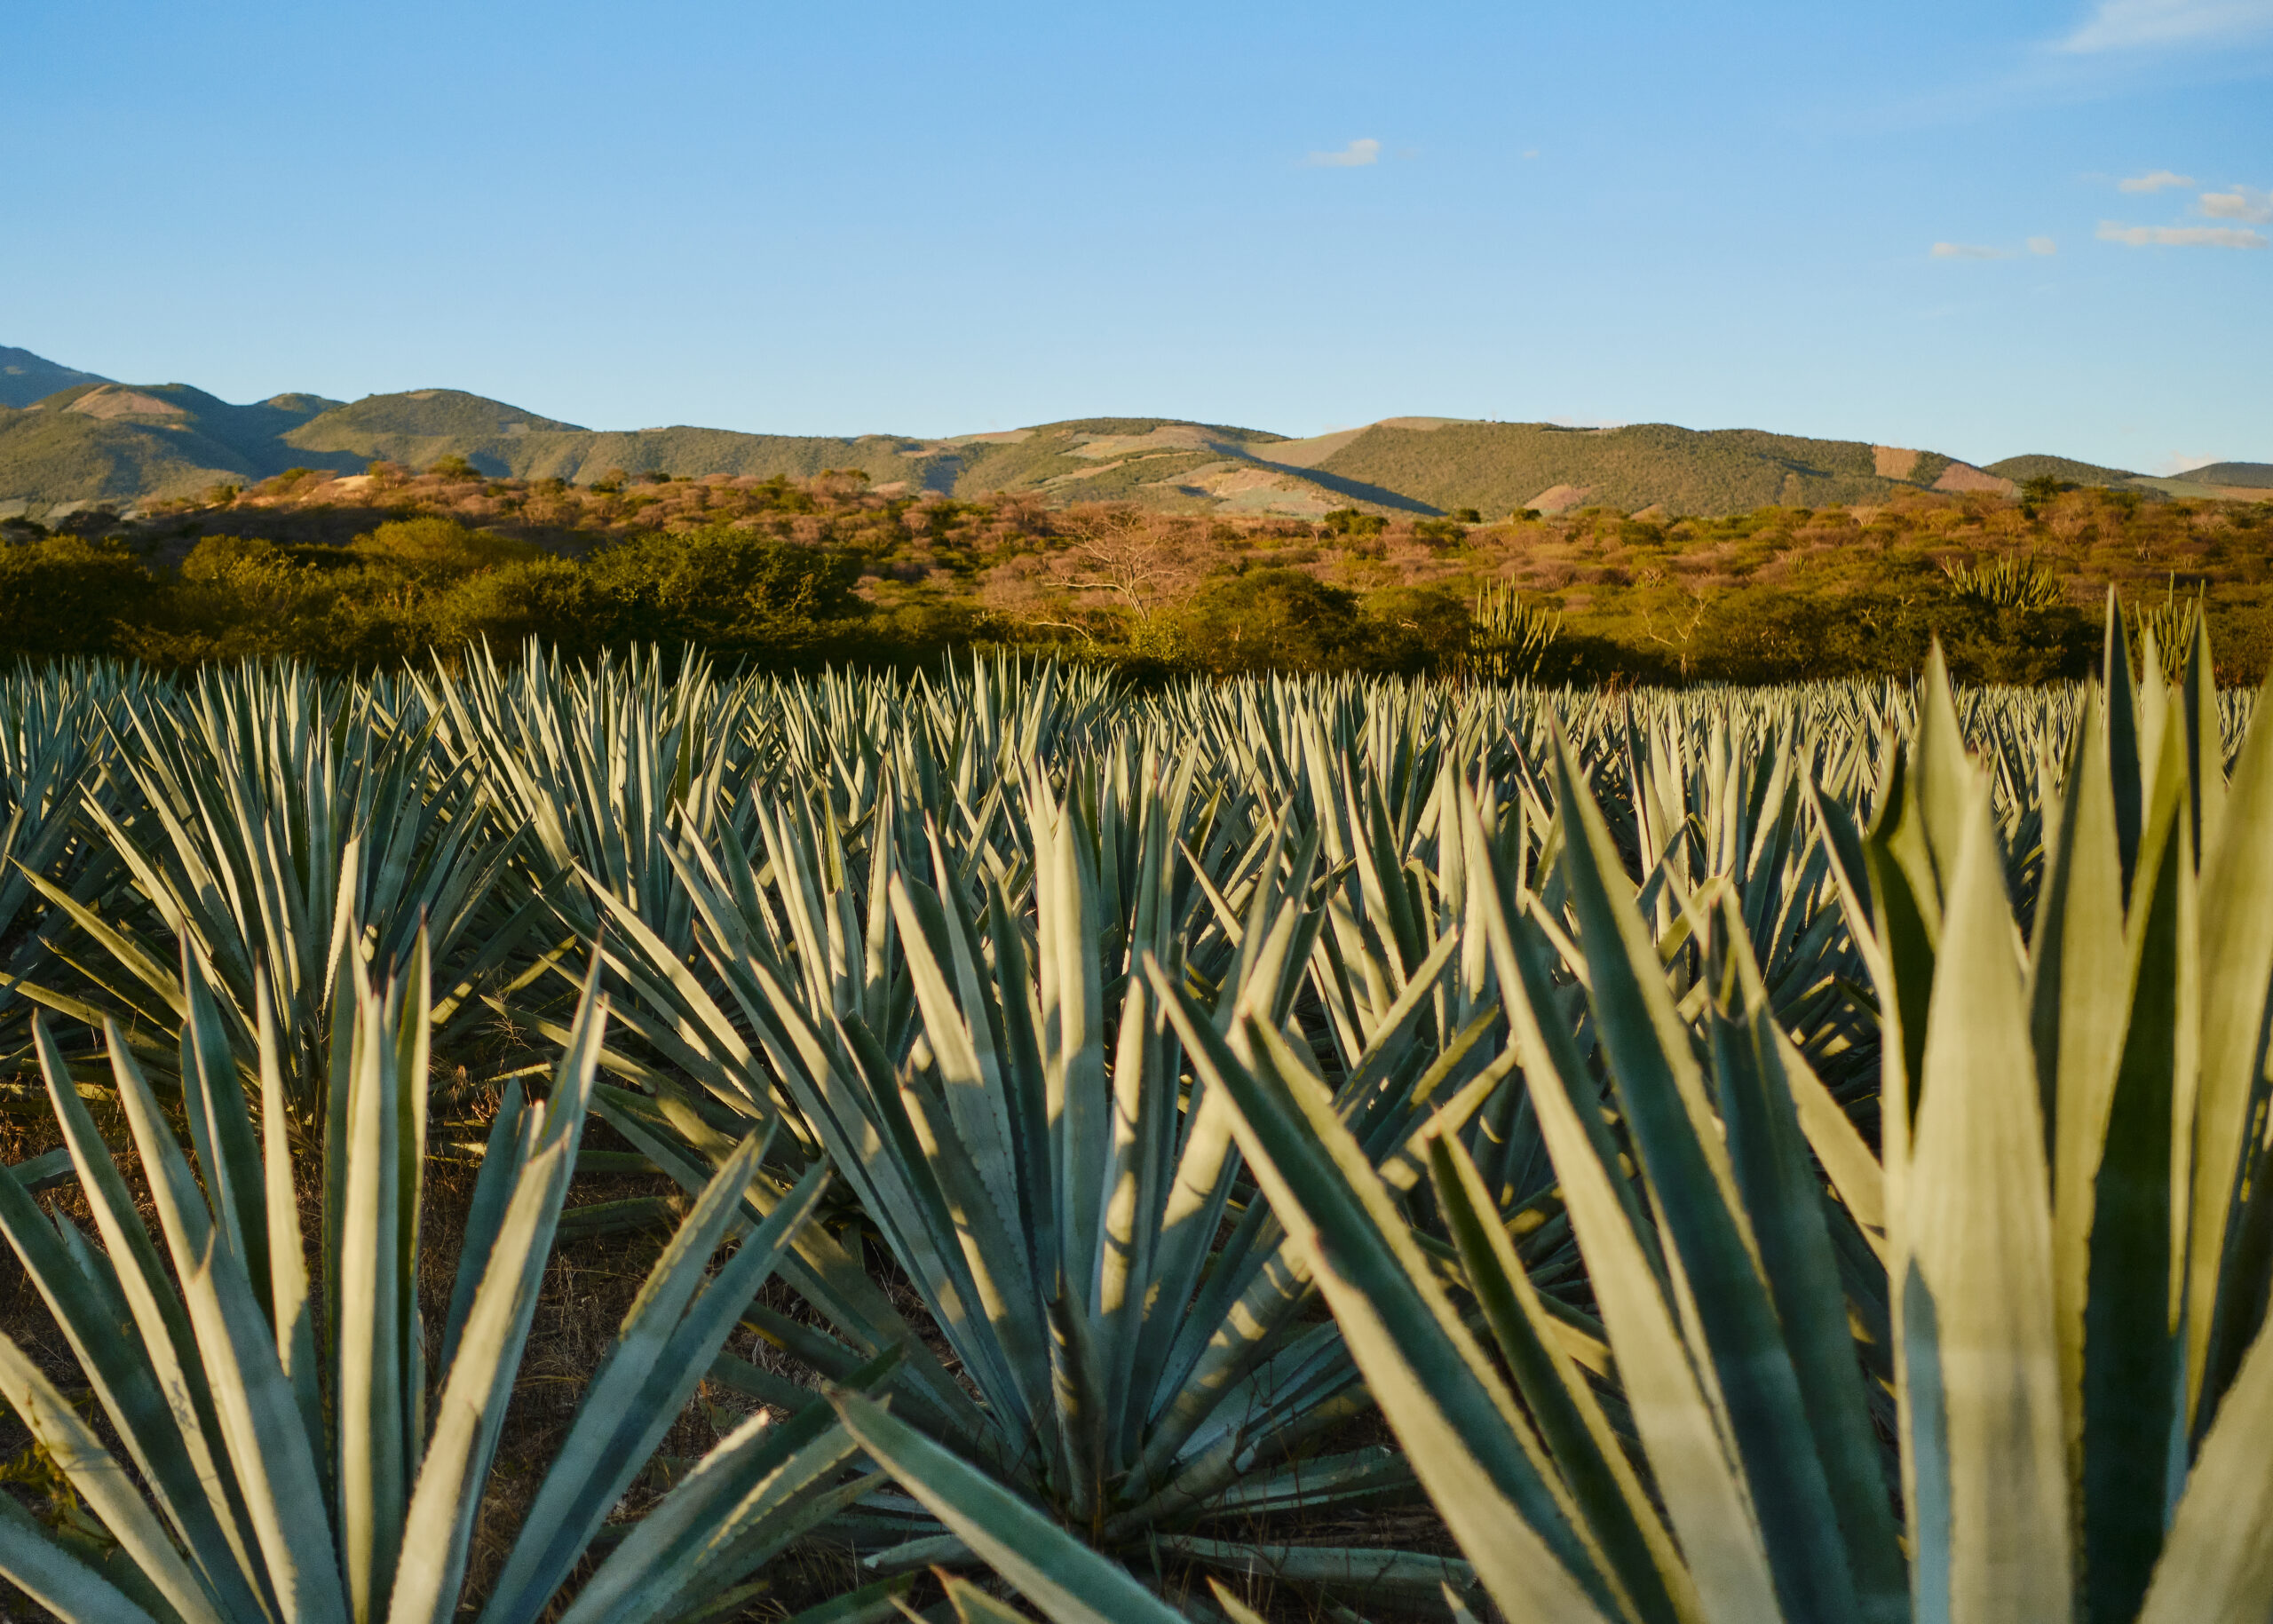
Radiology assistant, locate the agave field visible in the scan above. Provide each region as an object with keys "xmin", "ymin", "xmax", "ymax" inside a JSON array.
[{"xmin": 0, "ymin": 610, "xmax": 2269, "ymax": 1624}]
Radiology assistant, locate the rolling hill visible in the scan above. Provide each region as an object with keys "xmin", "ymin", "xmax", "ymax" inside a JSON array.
[
  {"xmin": 1982, "ymin": 454, "xmax": 2145, "ymax": 487},
  {"xmin": 1279, "ymin": 419, "xmax": 1982, "ymax": 516},
  {"xmin": 1, "ymin": 344, "xmax": 2260, "ymax": 524},
  {"xmin": 0, "ymin": 346, "xmax": 108, "ymax": 409},
  {"xmin": 0, "ymin": 382, "xmax": 345, "ymax": 510},
  {"xmin": 2173, "ymin": 462, "xmax": 2273, "ymax": 489}
]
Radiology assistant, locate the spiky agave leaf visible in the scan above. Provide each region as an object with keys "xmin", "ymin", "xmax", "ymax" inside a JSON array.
[
  {"xmin": 9, "ymin": 663, "xmax": 528, "ymax": 1118},
  {"xmin": 0, "ymin": 935, "xmax": 859, "ymax": 1624},
  {"xmin": 1185, "ymin": 636, "xmax": 2273, "ymax": 1624}
]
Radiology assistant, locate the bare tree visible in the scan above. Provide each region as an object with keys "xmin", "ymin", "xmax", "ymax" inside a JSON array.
[
  {"xmin": 1054, "ymin": 505, "xmax": 1208, "ymax": 625},
  {"xmin": 980, "ymin": 554, "xmax": 1115, "ymax": 645},
  {"xmin": 1639, "ymin": 578, "xmax": 1714, "ymax": 678}
]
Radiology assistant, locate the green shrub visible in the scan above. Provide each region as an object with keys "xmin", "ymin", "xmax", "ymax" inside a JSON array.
[
  {"xmin": 582, "ymin": 524, "xmax": 866, "ymax": 663},
  {"xmin": 0, "ymin": 535, "xmax": 157, "ymax": 660},
  {"xmin": 436, "ymin": 557, "xmax": 612, "ymax": 661},
  {"xmin": 1319, "ymin": 508, "xmax": 1389, "ymax": 538},
  {"xmin": 1178, "ymin": 568, "xmax": 1366, "ymax": 674},
  {"xmin": 1361, "ymin": 583, "xmax": 1477, "ymax": 674},
  {"xmin": 351, "ymin": 516, "xmax": 542, "ymax": 582}
]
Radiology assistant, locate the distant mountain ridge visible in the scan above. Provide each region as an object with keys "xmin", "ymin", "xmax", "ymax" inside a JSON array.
[
  {"xmin": 1, "ymin": 345, "xmax": 2263, "ymax": 523},
  {"xmin": 2176, "ymin": 463, "xmax": 2273, "ymax": 489},
  {"xmin": 0, "ymin": 346, "xmax": 110, "ymax": 409}
]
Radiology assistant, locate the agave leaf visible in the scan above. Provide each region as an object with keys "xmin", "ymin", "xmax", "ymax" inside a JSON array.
[
  {"xmin": 1094, "ymin": 971, "xmax": 1163, "ymax": 1441},
  {"xmin": 591, "ymin": 1089, "xmax": 994, "ymax": 1454},
  {"xmin": 0, "ymin": 1490, "xmax": 165, "ymax": 1624},
  {"xmin": 387, "ymin": 963, "xmax": 604, "ymax": 1624},
  {"xmin": 481, "ymin": 1140, "xmax": 828, "ymax": 1624},
  {"xmin": 778, "ymin": 1577, "xmax": 917, "ymax": 1624},
  {"xmin": 2188, "ymin": 667, "xmax": 2273, "ymax": 1429},
  {"xmin": 1481, "ymin": 900, "xmax": 1779, "ymax": 1622},
  {"xmin": 13, "ymin": 861, "xmax": 190, "ymax": 1025},
  {"xmin": 830, "ymin": 1389, "xmax": 1188, "ymax": 1624},
  {"xmin": 2182, "ymin": 611, "xmax": 2224, "ymax": 857},
  {"xmin": 898, "ymin": 836, "xmax": 1026, "ymax": 1239},
  {"xmin": 1149, "ymin": 960, "xmax": 1615, "ymax": 1624},
  {"xmin": 1165, "ymin": 1536, "xmax": 1473, "ymax": 1596},
  {"xmin": 51, "ymin": 1023, "xmax": 275, "ymax": 1595},
  {"xmin": 1453, "ymin": 788, "xmax": 1662, "ymax": 1274},
  {"xmin": 253, "ymin": 981, "xmax": 322, "ymax": 1461},
  {"xmin": 1903, "ymin": 780, "xmax": 2070, "ymax": 1624},
  {"xmin": 0, "ymin": 1334, "xmax": 227, "ymax": 1624},
  {"xmin": 436, "ymin": 1081, "xmax": 534, "ymax": 1380},
  {"xmin": 1707, "ymin": 902, "xmax": 1905, "ymax": 1624},
  {"xmin": 106, "ymin": 1000, "xmax": 345, "ymax": 1624},
  {"xmin": 2066, "ymin": 701, "xmax": 2193, "ymax": 1624},
  {"xmin": 173, "ymin": 1228, "xmax": 350, "ymax": 1624},
  {"xmin": 1427, "ymin": 1134, "xmax": 1694, "ymax": 1624},
  {"xmin": 2027, "ymin": 689, "xmax": 2134, "ymax": 1540},
  {"xmin": 6, "ymin": 1022, "xmax": 268, "ymax": 1620},
  {"xmin": 1548, "ymin": 733, "xmax": 1856, "ymax": 1624},
  {"xmin": 1034, "ymin": 788, "xmax": 1109, "ymax": 1313},
  {"xmin": 546, "ymin": 1398, "xmax": 860, "ymax": 1624},
  {"xmin": 2137, "ymin": 1297, "xmax": 2273, "ymax": 1624},
  {"xmin": 336, "ymin": 955, "xmax": 409, "ymax": 1624},
  {"xmin": 2101, "ymin": 594, "xmax": 2144, "ymax": 895},
  {"xmin": 937, "ymin": 1575, "xmax": 1031, "ymax": 1624},
  {"xmin": 1768, "ymin": 1022, "xmax": 1883, "ymax": 1250},
  {"xmin": 178, "ymin": 946, "xmax": 269, "ymax": 1320}
]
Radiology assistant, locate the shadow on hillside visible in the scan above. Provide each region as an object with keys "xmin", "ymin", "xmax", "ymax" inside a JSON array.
[
  {"xmin": 1239, "ymin": 458, "xmax": 1442, "ymax": 515},
  {"xmin": 120, "ymin": 504, "xmax": 607, "ymax": 571}
]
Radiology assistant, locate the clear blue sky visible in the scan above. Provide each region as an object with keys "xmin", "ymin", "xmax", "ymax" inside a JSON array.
[{"xmin": 4, "ymin": 0, "xmax": 2267, "ymax": 471}]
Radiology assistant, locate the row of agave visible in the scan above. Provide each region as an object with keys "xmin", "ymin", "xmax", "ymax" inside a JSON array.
[{"xmin": 0, "ymin": 606, "xmax": 2263, "ymax": 1622}]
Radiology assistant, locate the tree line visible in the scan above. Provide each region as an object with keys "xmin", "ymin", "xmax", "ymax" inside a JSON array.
[{"xmin": 4, "ymin": 461, "xmax": 2265, "ymax": 684}]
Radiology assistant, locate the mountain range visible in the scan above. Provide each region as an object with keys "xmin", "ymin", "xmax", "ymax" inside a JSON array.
[{"xmin": 3, "ymin": 345, "xmax": 2266, "ymax": 524}]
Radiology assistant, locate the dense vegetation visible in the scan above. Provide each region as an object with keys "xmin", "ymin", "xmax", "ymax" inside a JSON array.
[
  {"xmin": 5, "ymin": 460, "xmax": 2273, "ymax": 685},
  {"xmin": 0, "ymin": 622, "xmax": 2269, "ymax": 1621},
  {"xmin": 13, "ymin": 462, "xmax": 2273, "ymax": 682}
]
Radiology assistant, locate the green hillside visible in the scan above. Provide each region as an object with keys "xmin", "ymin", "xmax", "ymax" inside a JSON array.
[
  {"xmin": 2175, "ymin": 462, "xmax": 2273, "ymax": 488},
  {"xmin": 1301, "ymin": 421, "xmax": 1954, "ymax": 517},
  {"xmin": 281, "ymin": 388, "xmax": 954, "ymax": 487},
  {"xmin": 0, "ymin": 401, "xmax": 245, "ymax": 505},
  {"xmin": 0, "ymin": 383, "xmax": 345, "ymax": 509},
  {"xmin": 283, "ymin": 389, "xmax": 590, "ymax": 479},
  {"xmin": 928, "ymin": 419, "xmax": 1439, "ymax": 516},
  {"xmin": 2, "ymin": 343, "xmax": 2259, "ymax": 522},
  {"xmin": 1984, "ymin": 454, "xmax": 2143, "ymax": 486},
  {"xmin": 948, "ymin": 420, "xmax": 1299, "ymax": 502},
  {"xmin": 534, "ymin": 428, "xmax": 946, "ymax": 489},
  {"xmin": 0, "ymin": 346, "xmax": 107, "ymax": 408}
]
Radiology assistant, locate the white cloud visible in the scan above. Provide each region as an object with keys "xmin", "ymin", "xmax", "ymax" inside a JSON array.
[
  {"xmin": 1930, "ymin": 235, "xmax": 2059, "ymax": 258},
  {"xmin": 2057, "ymin": 0, "xmax": 2273, "ymax": 51},
  {"xmin": 2202, "ymin": 184, "xmax": 2273, "ymax": 222},
  {"xmin": 1521, "ymin": 148, "xmax": 1540, "ymax": 159},
  {"xmin": 2119, "ymin": 169, "xmax": 2198, "ymax": 191},
  {"xmin": 1304, "ymin": 138, "xmax": 1381, "ymax": 169},
  {"xmin": 2097, "ymin": 219, "xmax": 2269, "ymax": 246},
  {"xmin": 2156, "ymin": 449, "xmax": 2220, "ymax": 474}
]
